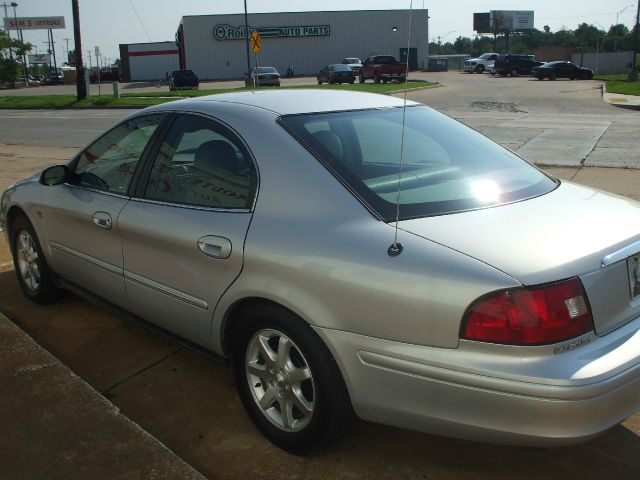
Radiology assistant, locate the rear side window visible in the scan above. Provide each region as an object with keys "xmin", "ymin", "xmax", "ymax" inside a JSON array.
[
  {"xmin": 280, "ymin": 106, "xmax": 557, "ymax": 221},
  {"xmin": 144, "ymin": 114, "xmax": 254, "ymax": 210}
]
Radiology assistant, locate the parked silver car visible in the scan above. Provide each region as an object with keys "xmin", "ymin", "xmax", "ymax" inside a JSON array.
[{"xmin": 2, "ymin": 90, "xmax": 640, "ymax": 454}]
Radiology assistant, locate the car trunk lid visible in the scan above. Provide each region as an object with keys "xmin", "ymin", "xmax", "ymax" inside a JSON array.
[{"xmin": 399, "ymin": 182, "xmax": 640, "ymax": 336}]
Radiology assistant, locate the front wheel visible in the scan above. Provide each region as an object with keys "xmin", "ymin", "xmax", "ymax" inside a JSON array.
[
  {"xmin": 11, "ymin": 215, "xmax": 64, "ymax": 304},
  {"xmin": 358, "ymin": 74, "xmax": 365, "ymax": 83},
  {"xmin": 374, "ymin": 74, "xmax": 380, "ymax": 84},
  {"xmin": 511, "ymin": 68, "xmax": 519, "ymax": 77},
  {"xmin": 232, "ymin": 303, "xmax": 354, "ymax": 454},
  {"xmin": 549, "ymin": 72, "xmax": 557, "ymax": 80}
]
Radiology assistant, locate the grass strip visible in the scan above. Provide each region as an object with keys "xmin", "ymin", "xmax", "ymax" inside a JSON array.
[
  {"xmin": 0, "ymin": 81, "xmax": 437, "ymax": 109},
  {"xmin": 604, "ymin": 80, "xmax": 640, "ymax": 96}
]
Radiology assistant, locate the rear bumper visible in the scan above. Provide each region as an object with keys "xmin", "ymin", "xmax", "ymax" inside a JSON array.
[{"xmin": 314, "ymin": 315, "xmax": 640, "ymax": 446}]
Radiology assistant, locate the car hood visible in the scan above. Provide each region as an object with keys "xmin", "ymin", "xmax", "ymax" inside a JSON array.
[{"xmin": 399, "ymin": 181, "xmax": 640, "ymax": 286}]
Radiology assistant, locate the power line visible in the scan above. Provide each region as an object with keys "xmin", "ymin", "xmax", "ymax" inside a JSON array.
[{"xmin": 128, "ymin": 0, "xmax": 152, "ymax": 42}]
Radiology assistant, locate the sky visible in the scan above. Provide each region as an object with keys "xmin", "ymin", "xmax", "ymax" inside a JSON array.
[{"xmin": 3, "ymin": 0, "xmax": 638, "ymax": 66}]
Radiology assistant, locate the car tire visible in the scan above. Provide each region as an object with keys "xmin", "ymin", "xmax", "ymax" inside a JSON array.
[
  {"xmin": 511, "ymin": 68, "xmax": 519, "ymax": 77},
  {"xmin": 549, "ymin": 72, "xmax": 557, "ymax": 81},
  {"xmin": 349, "ymin": 80, "xmax": 355, "ymax": 84},
  {"xmin": 537, "ymin": 76, "xmax": 544, "ymax": 80},
  {"xmin": 11, "ymin": 214, "xmax": 64, "ymax": 304},
  {"xmin": 358, "ymin": 74, "xmax": 365, "ymax": 83},
  {"xmin": 476, "ymin": 65, "xmax": 485, "ymax": 74},
  {"xmin": 374, "ymin": 74, "xmax": 380, "ymax": 84},
  {"xmin": 317, "ymin": 80, "xmax": 322, "ymax": 85},
  {"xmin": 232, "ymin": 303, "xmax": 354, "ymax": 455}
]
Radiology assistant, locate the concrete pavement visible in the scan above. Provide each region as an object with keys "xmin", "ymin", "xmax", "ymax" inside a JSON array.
[{"xmin": 0, "ymin": 311, "xmax": 205, "ymax": 480}]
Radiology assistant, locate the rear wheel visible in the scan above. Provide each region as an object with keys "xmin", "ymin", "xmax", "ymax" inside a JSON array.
[
  {"xmin": 358, "ymin": 74, "xmax": 365, "ymax": 83},
  {"xmin": 511, "ymin": 68, "xmax": 519, "ymax": 77},
  {"xmin": 549, "ymin": 72, "xmax": 557, "ymax": 80},
  {"xmin": 11, "ymin": 215, "xmax": 63, "ymax": 304},
  {"xmin": 317, "ymin": 80, "xmax": 322, "ymax": 85},
  {"xmin": 232, "ymin": 303, "xmax": 354, "ymax": 455},
  {"xmin": 537, "ymin": 76, "xmax": 544, "ymax": 80}
]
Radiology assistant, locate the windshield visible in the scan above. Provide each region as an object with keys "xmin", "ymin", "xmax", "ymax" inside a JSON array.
[
  {"xmin": 331, "ymin": 64, "xmax": 352, "ymax": 71},
  {"xmin": 343, "ymin": 58, "xmax": 361, "ymax": 64},
  {"xmin": 479, "ymin": 54, "xmax": 492, "ymax": 59},
  {"xmin": 280, "ymin": 106, "xmax": 557, "ymax": 221},
  {"xmin": 255, "ymin": 67, "xmax": 277, "ymax": 74}
]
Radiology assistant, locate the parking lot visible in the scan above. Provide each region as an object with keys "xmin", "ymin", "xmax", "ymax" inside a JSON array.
[{"xmin": 1, "ymin": 71, "xmax": 640, "ymax": 479}]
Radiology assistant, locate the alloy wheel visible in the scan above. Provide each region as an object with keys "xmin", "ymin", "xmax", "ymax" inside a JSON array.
[
  {"xmin": 245, "ymin": 328, "xmax": 315, "ymax": 432},
  {"xmin": 16, "ymin": 230, "xmax": 41, "ymax": 292}
]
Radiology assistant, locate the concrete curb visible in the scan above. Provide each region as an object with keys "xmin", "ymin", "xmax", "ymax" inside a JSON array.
[
  {"xmin": 602, "ymin": 81, "xmax": 640, "ymax": 111},
  {"xmin": 0, "ymin": 311, "xmax": 206, "ymax": 479}
]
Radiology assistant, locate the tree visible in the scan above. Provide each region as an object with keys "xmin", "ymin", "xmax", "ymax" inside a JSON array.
[{"xmin": 0, "ymin": 29, "xmax": 32, "ymax": 86}]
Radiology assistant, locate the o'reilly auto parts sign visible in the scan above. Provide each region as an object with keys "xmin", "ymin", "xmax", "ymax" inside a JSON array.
[{"xmin": 214, "ymin": 24, "xmax": 330, "ymax": 41}]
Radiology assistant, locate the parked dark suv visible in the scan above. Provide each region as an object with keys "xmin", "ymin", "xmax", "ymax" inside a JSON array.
[
  {"xmin": 169, "ymin": 69, "xmax": 199, "ymax": 91},
  {"xmin": 494, "ymin": 54, "xmax": 543, "ymax": 77}
]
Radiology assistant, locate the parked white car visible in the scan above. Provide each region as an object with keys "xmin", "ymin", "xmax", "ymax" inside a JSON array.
[{"xmin": 463, "ymin": 53, "xmax": 498, "ymax": 73}]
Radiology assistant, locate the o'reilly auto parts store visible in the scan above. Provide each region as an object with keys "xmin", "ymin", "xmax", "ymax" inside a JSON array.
[{"xmin": 176, "ymin": 9, "xmax": 429, "ymax": 80}]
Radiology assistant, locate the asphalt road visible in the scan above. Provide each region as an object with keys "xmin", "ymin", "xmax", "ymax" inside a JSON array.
[
  {"xmin": 1, "ymin": 72, "xmax": 640, "ymax": 479},
  {"xmin": 1, "ymin": 71, "xmax": 639, "ymax": 168}
]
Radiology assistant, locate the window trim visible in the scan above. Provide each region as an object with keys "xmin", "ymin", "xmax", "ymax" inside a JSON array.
[{"xmin": 133, "ymin": 111, "xmax": 260, "ymax": 213}]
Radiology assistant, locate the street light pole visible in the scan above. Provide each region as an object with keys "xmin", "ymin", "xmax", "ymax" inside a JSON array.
[
  {"xmin": 615, "ymin": 4, "xmax": 634, "ymax": 51},
  {"xmin": 11, "ymin": 2, "xmax": 28, "ymax": 86},
  {"xmin": 1, "ymin": 2, "xmax": 14, "ymax": 61}
]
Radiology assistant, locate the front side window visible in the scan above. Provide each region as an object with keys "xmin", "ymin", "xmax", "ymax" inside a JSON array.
[
  {"xmin": 74, "ymin": 114, "xmax": 165, "ymax": 194},
  {"xmin": 144, "ymin": 114, "xmax": 254, "ymax": 210},
  {"xmin": 280, "ymin": 106, "xmax": 557, "ymax": 221}
]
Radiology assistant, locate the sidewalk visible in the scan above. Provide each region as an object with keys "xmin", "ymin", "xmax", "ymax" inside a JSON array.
[
  {"xmin": 0, "ymin": 312, "xmax": 205, "ymax": 480},
  {"xmin": 603, "ymin": 83, "xmax": 640, "ymax": 110}
]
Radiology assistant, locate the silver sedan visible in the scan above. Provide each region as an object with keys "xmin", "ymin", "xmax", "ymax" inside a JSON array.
[{"xmin": 2, "ymin": 90, "xmax": 640, "ymax": 454}]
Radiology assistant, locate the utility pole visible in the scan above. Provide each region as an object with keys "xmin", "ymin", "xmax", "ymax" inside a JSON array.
[
  {"xmin": 72, "ymin": 0, "xmax": 86, "ymax": 100},
  {"xmin": 244, "ymin": 0, "xmax": 251, "ymax": 77},
  {"xmin": 630, "ymin": 1, "xmax": 639, "ymax": 81},
  {"xmin": 49, "ymin": 28, "xmax": 58, "ymax": 82},
  {"xmin": 62, "ymin": 37, "xmax": 70, "ymax": 56}
]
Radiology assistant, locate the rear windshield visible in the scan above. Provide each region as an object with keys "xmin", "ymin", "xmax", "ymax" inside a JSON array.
[
  {"xmin": 255, "ymin": 67, "xmax": 277, "ymax": 73},
  {"xmin": 343, "ymin": 58, "xmax": 361, "ymax": 64},
  {"xmin": 280, "ymin": 106, "xmax": 557, "ymax": 221},
  {"xmin": 174, "ymin": 70, "xmax": 196, "ymax": 78},
  {"xmin": 331, "ymin": 64, "xmax": 352, "ymax": 71}
]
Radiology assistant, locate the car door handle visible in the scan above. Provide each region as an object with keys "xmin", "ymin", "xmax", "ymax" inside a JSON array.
[
  {"xmin": 92, "ymin": 211, "xmax": 112, "ymax": 230},
  {"xmin": 197, "ymin": 235, "xmax": 232, "ymax": 259}
]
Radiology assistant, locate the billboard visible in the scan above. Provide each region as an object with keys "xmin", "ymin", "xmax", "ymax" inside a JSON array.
[
  {"xmin": 28, "ymin": 54, "xmax": 51, "ymax": 64},
  {"xmin": 473, "ymin": 13, "xmax": 491, "ymax": 33},
  {"xmin": 4, "ymin": 16, "xmax": 66, "ymax": 30},
  {"xmin": 490, "ymin": 11, "xmax": 534, "ymax": 32}
]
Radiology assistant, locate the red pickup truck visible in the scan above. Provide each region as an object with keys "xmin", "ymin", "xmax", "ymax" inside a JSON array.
[{"xmin": 358, "ymin": 55, "xmax": 407, "ymax": 83}]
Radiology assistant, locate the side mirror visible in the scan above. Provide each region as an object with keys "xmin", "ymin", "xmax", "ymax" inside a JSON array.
[{"xmin": 40, "ymin": 165, "xmax": 70, "ymax": 186}]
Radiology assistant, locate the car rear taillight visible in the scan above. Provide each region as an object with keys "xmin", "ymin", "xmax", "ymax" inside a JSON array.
[{"xmin": 462, "ymin": 277, "xmax": 593, "ymax": 345}]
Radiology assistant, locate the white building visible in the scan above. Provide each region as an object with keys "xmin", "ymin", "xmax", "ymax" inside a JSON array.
[
  {"xmin": 119, "ymin": 41, "xmax": 180, "ymax": 81},
  {"xmin": 176, "ymin": 9, "xmax": 429, "ymax": 80}
]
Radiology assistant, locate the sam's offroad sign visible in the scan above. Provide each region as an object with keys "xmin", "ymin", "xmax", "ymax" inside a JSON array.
[
  {"xmin": 214, "ymin": 24, "xmax": 330, "ymax": 41},
  {"xmin": 4, "ymin": 16, "xmax": 66, "ymax": 30}
]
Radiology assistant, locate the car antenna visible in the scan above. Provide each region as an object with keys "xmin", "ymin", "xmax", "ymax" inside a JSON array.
[{"xmin": 388, "ymin": 0, "xmax": 413, "ymax": 258}]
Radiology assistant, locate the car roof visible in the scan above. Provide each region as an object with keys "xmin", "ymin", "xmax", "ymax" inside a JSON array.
[{"xmin": 150, "ymin": 90, "xmax": 418, "ymax": 116}]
